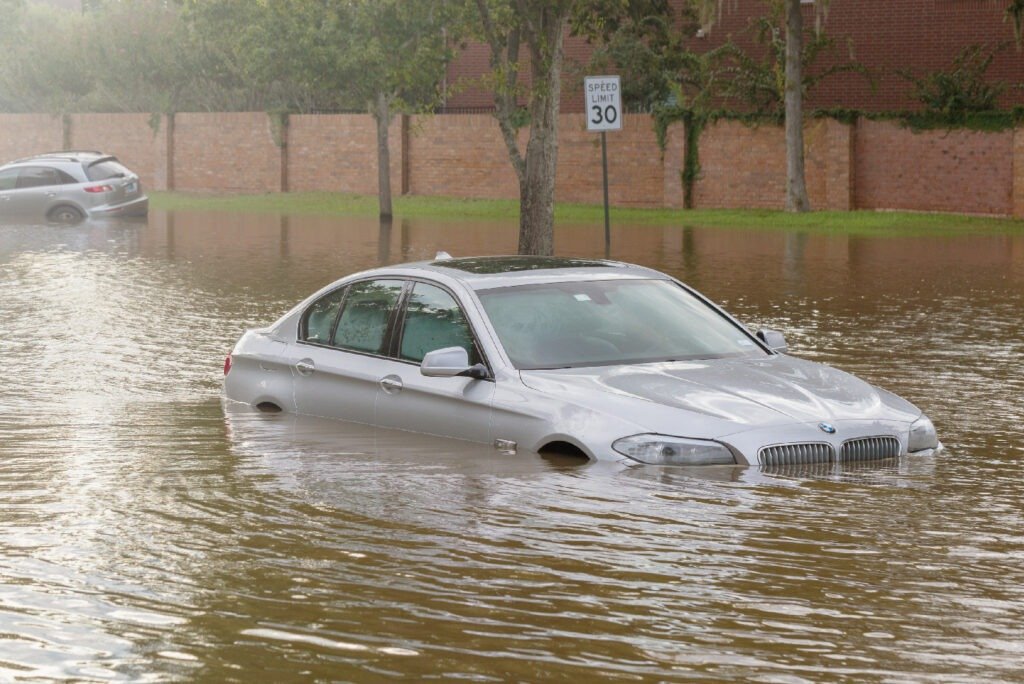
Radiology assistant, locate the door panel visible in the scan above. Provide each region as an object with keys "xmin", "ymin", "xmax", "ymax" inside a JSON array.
[
  {"xmin": 4, "ymin": 188, "xmax": 51, "ymax": 217},
  {"xmin": 290, "ymin": 278, "xmax": 405, "ymax": 426},
  {"xmin": 290, "ymin": 345, "xmax": 389, "ymax": 425},
  {"xmin": 375, "ymin": 363, "xmax": 495, "ymax": 443},
  {"xmin": 0, "ymin": 168, "xmax": 16, "ymax": 216},
  {"xmin": 375, "ymin": 281, "xmax": 494, "ymax": 443},
  {"xmin": 10, "ymin": 167, "xmax": 61, "ymax": 217}
]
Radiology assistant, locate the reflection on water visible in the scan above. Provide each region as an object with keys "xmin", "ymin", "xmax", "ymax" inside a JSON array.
[{"xmin": 1, "ymin": 211, "xmax": 1023, "ymax": 680}]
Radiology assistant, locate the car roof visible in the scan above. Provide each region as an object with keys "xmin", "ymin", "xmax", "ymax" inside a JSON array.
[{"xmin": 372, "ymin": 255, "xmax": 668, "ymax": 290}]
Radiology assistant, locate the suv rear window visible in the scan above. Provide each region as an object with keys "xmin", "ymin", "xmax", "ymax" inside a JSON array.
[{"xmin": 86, "ymin": 159, "xmax": 131, "ymax": 181}]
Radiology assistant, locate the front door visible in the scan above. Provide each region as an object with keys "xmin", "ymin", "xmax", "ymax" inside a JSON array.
[
  {"xmin": 374, "ymin": 281, "xmax": 495, "ymax": 444},
  {"xmin": 6, "ymin": 166, "xmax": 62, "ymax": 218}
]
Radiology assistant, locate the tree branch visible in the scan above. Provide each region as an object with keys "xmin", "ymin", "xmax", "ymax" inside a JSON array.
[{"xmin": 475, "ymin": 0, "xmax": 525, "ymax": 181}]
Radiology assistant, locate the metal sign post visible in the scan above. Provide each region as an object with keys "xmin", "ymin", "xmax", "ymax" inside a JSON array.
[{"xmin": 584, "ymin": 75, "xmax": 622, "ymax": 256}]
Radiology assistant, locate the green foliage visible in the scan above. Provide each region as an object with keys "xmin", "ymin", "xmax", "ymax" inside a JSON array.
[
  {"xmin": 901, "ymin": 110, "xmax": 1021, "ymax": 133},
  {"xmin": 0, "ymin": 0, "xmax": 461, "ymax": 116},
  {"xmin": 267, "ymin": 110, "xmax": 289, "ymax": 149},
  {"xmin": 147, "ymin": 190, "xmax": 1024, "ymax": 235},
  {"xmin": 810, "ymin": 107, "xmax": 1022, "ymax": 133},
  {"xmin": 147, "ymin": 112, "xmax": 163, "ymax": 136},
  {"xmin": 809, "ymin": 107, "xmax": 860, "ymax": 125},
  {"xmin": 0, "ymin": 7, "xmax": 93, "ymax": 113},
  {"xmin": 473, "ymin": 0, "xmax": 576, "ymax": 180},
  {"xmin": 581, "ymin": 4, "xmax": 737, "ymax": 113},
  {"xmin": 0, "ymin": 0, "xmax": 24, "ymax": 36},
  {"xmin": 722, "ymin": 9, "xmax": 870, "ymax": 117},
  {"xmin": 0, "ymin": 1, "xmax": 246, "ymax": 113},
  {"xmin": 900, "ymin": 44, "xmax": 1007, "ymax": 123},
  {"xmin": 1007, "ymin": 0, "xmax": 1024, "ymax": 50}
]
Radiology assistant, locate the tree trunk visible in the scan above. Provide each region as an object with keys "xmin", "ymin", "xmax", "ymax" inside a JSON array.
[
  {"xmin": 517, "ymin": 13, "xmax": 566, "ymax": 256},
  {"xmin": 784, "ymin": 0, "xmax": 810, "ymax": 212},
  {"xmin": 474, "ymin": 1, "xmax": 569, "ymax": 256},
  {"xmin": 518, "ymin": 76, "xmax": 561, "ymax": 254},
  {"xmin": 374, "ymin": 91, "xmax": 393, "ymax": 219}
]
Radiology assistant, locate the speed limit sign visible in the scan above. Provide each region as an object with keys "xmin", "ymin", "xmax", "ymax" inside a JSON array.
[{"xmin": 584, "ymin": 75, "xmax": 622, "ymax": 132}]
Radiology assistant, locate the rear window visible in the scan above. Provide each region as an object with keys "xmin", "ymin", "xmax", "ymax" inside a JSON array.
[{"xmin": 86, "ymin": 159, "xmax": 131, "ymax": 181}]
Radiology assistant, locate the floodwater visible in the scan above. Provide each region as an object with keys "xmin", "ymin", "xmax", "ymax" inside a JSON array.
[{"xmin": 1, "ymin": 210, "xmax": 1023, "ymax": 682}]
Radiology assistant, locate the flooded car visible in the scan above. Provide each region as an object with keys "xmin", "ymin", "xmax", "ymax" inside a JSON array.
[
  {"xmin": 223, "ymin": 255, "xmax": 942, "ymax": 467},
  {"xmin": 0, "ymin": 150, "xmax": 148, "ymax": 222}
]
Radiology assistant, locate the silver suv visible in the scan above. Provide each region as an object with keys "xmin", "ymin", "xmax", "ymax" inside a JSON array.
[{"xmin": 0, "ymin": 150, "xmax": 148, "ymax": 223}]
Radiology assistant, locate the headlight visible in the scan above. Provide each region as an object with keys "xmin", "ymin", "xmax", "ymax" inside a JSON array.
[
  {"xmin": 908, "ymin": 415, "xmax": 938, "ymax": 452},
  {"xmin": 612, "ymin": 434, "xmax": 736, "ymax": 466}
]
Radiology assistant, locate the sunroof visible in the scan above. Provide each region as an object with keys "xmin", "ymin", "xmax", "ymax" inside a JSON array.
[{"xmin": 432, "ymin": 256, "xmax": 616, "ymax": 274}]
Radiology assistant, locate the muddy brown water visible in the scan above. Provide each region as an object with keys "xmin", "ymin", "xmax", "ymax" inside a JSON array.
[{"xmin": 1, "ymin": 211, "xmax": 1023, "ymax": 681}]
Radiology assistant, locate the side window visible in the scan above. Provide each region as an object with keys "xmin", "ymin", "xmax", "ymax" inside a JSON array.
[
  {"xmin": 300, "ymin": 286, "xmax": 347, "ymax": 345},
  {"xmin": 56, "ymin": 169, "xmax": 79, "ymax": 185},
  {"xmin": 15, "ymin": 166, "xmax": 60, "ymax": 189},
  {"xmin": 399, "ymin": 282, "xmax": 481, "ymax": 365},
  {"xmin": 0, "ymin": 168, "xmax": 18, "ymax": 191},
  {"xmin": 333, "ymin": 279, "xmax": 404, "ymax": 354}
]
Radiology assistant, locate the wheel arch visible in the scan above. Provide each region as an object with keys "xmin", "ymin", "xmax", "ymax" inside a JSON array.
[
  {"xmin": 47, "ymin": 202, "xmax": 86, "ymax": 222},
  {"xmin": 536, "ymin": 435, "xmax": 595, "ymax": 461}
]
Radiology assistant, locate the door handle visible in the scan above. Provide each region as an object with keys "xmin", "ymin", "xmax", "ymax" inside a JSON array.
[
  {"xmin": 379, "ymin": 375, "xmax": 403, "ymax": 394},
  {"xmin": 45, "ymin": 192, "xmax": 57, "ymax": 198},
  {"xmin": 295, "ymin": 359, "xmax": 315, "ymax": 376}
]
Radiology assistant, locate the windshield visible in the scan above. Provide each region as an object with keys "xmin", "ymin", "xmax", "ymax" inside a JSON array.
[{"xmin": 476, "ymin": 278, "xmax": 767, "ymax": 369}]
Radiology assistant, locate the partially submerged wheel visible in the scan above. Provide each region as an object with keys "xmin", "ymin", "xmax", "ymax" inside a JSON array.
[{"xmin": 48, "ymin": 205, "xmax": 85, "ymax": 223}]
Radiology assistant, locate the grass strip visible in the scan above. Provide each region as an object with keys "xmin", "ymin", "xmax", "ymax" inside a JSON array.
[{"xmin": 149, "ymin": 191, "xmax": 1024, "ymax": 236}]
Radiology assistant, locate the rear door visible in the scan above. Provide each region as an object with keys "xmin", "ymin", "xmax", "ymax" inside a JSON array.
[{"xmin": 289, "ymin": 278, "xmax": 405, "ymax": 425}]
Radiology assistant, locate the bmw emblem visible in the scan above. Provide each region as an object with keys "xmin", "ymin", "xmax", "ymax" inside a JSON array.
[{"xmin": 818, "ymin": 422, "xmax": 837, "ymax": 434}]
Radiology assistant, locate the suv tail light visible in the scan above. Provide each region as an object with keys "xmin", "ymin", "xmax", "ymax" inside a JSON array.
[
  {"xmin": 85, "ymin": 185, "xmax": 113, "ymax": 193},
  {"xmin": 224, "ymin": 354, "xmax": 232, "ymax": 375}
]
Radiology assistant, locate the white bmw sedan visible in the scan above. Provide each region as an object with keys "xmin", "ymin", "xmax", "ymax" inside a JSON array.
[{"xmin": 223, "ymin": 256, "xmax": 942, "ymax": 467}]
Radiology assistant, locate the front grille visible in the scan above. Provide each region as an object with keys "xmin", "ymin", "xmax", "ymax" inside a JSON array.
[
  {"xmin": 758, "ymin": 442, "xmax": 834, "ymax": 467},
  {"xmin": 840, "ymin": 436, "xmax": 901, "ymax": 462}
]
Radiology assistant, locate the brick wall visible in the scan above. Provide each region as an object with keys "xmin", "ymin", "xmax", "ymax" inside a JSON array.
[
  {"xmin": 854, "ymin": 118, "xmax": 1013, "ymax": 215},
  {"xmin": 556, "ymin": 114, "xmax": 665, "ymax": 207},
  {"xmin": 407, "ymin": 114, "xmax": 518, "ymax": 200},
  {"xmin": 2, "ymin": 110, "xmax": 1023, "ymax": 219},
  {"xmin": 289, "ymin": 115, "xmax": 402, "ymax": 195},
  {"xmin": 690, "ymin": 118, "xmax": 852, "ymax": 211},
  {"xmin": 693, "ymin": 120, "xmax": 785, "ymax": 210},
  {"xmin": 1014, "ymin": 129, "xmax": 1024, "ymax": 219},
  {"xmin": 173, "ymin": 112, "xmax": 283, "ymax": 193},
  {"xmin": 0, "ymin": 114, "xmax": 63, "ymax": 163},
  {"xmin": 69, "ymin": 113, "xmax": 169, "ymax": 192},
  {"xmin": 408, "ymin": 113, "xmax": 665, "ymax": 206}
]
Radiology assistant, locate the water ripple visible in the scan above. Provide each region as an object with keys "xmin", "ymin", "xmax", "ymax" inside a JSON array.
[{"xmin": 0, "ymin": 218, "xmax": 1022, "ymax": 680}]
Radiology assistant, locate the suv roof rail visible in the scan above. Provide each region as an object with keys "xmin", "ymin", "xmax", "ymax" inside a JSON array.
[{"xmin": 11, "ymin": 150, "xmax": 106, "ymax": 163}]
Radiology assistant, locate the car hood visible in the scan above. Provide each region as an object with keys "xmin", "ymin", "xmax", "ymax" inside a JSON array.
[{"xmin": 519, "ymin": 355, "xmax": 921, "ymax": 437}]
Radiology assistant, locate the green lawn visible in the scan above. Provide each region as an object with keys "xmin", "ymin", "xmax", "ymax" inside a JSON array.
[{"xmin": 149, "ymin": 191, "xmax": 1024, "ymax": 236}]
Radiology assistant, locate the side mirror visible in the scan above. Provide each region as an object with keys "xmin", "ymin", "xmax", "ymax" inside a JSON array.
[
  {"xmin": 420, "ymin": 346, "xmax": 488, "ymax": 379},
  {"xmin": 756, "ymin": 328, "xmax": 788, "ymax": 353}
]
